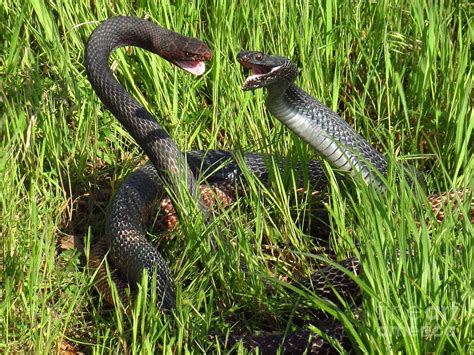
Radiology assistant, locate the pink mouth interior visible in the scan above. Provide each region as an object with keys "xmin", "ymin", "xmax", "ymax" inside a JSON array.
[
  {"xmin": 174, "ymin": 60, "xmax": 206, "ymax": 76},
  {"xmin": 251, "ymin": 65, "xmax": 271, "ymax": 75},
  {"xmin": 239, "ymin": 60, "xmax": 272, "ymax": 76}
]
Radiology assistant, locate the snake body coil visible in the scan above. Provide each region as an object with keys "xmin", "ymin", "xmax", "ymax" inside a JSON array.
[{"xmin": 85, "ymin": 16, "xmax": 213, "ymax": 310}]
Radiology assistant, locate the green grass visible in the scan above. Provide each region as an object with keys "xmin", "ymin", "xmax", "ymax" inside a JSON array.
[{"xmin": 1, "ymin": 0, "xmax": 472, "ymax": 353}]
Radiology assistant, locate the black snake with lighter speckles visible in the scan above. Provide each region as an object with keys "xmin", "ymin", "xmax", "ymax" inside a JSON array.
[{"xmin": 85, "ymin": 16, "xmax": 473, "ymax": 354}]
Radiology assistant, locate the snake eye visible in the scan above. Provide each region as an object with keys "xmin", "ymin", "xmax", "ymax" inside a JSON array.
[
  {"xmin": 255, "ymin": 53, "xmax": 263, "ymax": 61},
  {"xmin": 184, "ymin": 51, "xmax": 193, "ymax": 57}
]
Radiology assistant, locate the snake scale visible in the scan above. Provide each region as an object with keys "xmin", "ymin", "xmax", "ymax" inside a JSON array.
[{"xmin": 85, "ymin": 17, "xmax": 473, "ymax": 353}]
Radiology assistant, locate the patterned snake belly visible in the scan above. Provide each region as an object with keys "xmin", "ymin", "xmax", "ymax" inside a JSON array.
[{"xmin": 85, "ymin": 17, "xmax": 473, "ymax": 354}]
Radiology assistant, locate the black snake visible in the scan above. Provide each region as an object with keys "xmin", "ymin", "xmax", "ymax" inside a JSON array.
[{"xmin": 85, "ymin": 17, "xmax": 473, "ymax": 353}]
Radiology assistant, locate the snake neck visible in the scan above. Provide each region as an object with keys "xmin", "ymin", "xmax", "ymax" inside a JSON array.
[
  {"xmin": 265, "ymin": 82, "xmax": 388, "ymax": 187},
  {"xmin": 85, "ymin": 17, "xmax": 171, "ymax": 131},
  {"xmin": 85, "ymin": 17, "xmax": 200, "ymax": 199}
]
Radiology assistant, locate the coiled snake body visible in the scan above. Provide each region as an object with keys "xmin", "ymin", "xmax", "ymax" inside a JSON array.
[{"xmin": 86, "ymin": 17, "xmax": 472, "ymax": 353}]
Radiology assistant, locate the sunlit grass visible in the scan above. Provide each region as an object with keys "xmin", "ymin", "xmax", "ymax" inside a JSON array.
[{"xmin": 1, "ymin": 0, "xmax": 472, "ymax": 353}]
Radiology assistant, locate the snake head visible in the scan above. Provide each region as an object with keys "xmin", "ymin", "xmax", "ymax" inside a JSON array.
[
  {"xmin": 158, "ymin": 32, "xmax": 213, "ymax": 76},
  {"xmin": 237, "ymin": 51, "xmax": 297, "ymax": 91}
]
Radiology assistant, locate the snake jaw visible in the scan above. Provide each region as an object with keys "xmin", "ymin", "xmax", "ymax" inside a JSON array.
[
  {"xmin": 242, "ymin": 65, "xmax": 282, "ymax": 90},
  {"xmin": 173, "ymin": 60, "xmax": 207, "ymax": 75}
]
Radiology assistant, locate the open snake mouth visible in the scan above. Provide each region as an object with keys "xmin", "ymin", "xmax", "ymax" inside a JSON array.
[
  {"xmin": 239, "ymin": 61, "xmax": 282, "ymax": 89},
  {"xmin": 173, "ymin": 60, "xmax": 206, "ymax": 75}
]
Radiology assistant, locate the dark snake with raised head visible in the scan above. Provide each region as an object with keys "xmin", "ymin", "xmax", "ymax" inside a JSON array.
[{"xmin": 85, "ymin": 16, "xmax": 473, "ymax": 353}]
